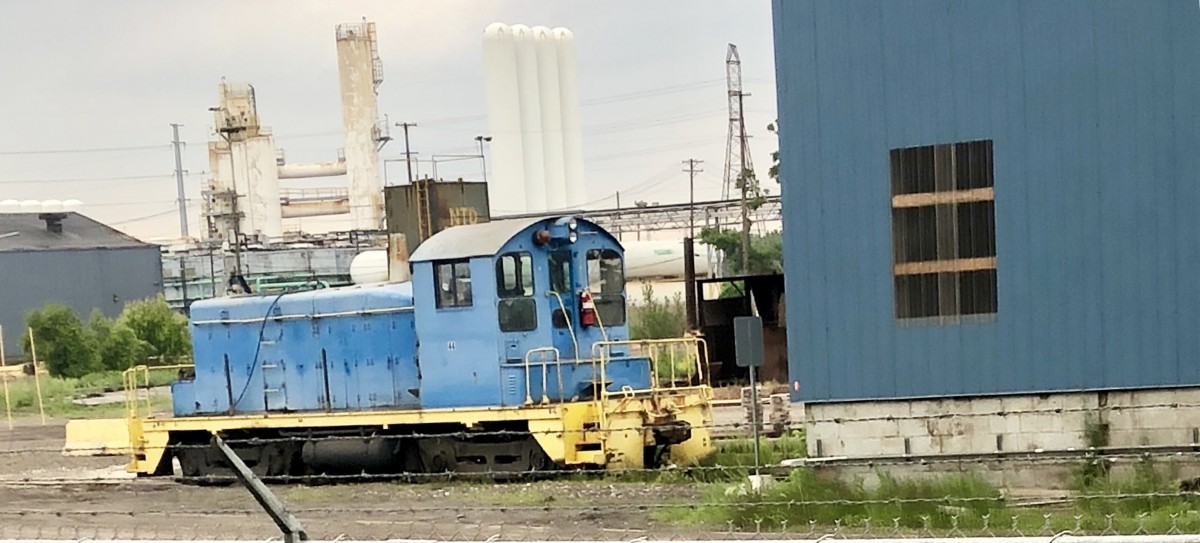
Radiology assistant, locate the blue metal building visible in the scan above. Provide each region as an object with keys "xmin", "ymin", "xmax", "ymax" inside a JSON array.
[{"xmin": 774, "ymin": 0, "xmax": 1200, "ymax": 403}]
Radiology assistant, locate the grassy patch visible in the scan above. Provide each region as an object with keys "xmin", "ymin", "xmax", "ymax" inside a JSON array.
[
  {"xmin": 601, "ymin": 432, "xmax": 806, "ymax": 484},
  {"xmin": 661, "ymin": 463, "xmax": 1200, "ymax": 535},
  {"xmin": 660, "ymin": 469, "xmax": 1004, "ymax": 531},
  {"xmin": 0, "ymin": 371, "xmax": 174, "ymax": 419}
]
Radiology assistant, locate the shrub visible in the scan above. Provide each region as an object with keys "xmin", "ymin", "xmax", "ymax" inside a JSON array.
[
  {"xmin": 116, "ymin": 295, "xmax": 191, "ymax": 362},
  {"xmin": 24, "ymin": 304, "xmax": 100, "ymax": 378}
]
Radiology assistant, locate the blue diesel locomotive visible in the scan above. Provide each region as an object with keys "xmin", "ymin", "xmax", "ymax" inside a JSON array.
[{"xmin": 125, "ymin": 216, "xmax": 714, "ymax": 479}]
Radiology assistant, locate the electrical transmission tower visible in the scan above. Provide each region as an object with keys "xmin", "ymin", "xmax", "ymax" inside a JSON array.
[
  {"xmin": 723, "ymin": 44, "xmax": 754, "ymax": 202},
  {"xmin": 723, "ymin": 43, "xmax": 755, "ymax": 274}
]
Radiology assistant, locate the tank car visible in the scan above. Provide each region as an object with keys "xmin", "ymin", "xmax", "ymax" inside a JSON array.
[{"xmin": 124, "ymin": 216, "xmax": 714, "ymax": 480}]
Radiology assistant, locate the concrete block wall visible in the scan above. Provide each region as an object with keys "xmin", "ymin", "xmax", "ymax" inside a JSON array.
[{"xmin": 806, "ymin": 388, "xmax": 1200, "ymax": 458}]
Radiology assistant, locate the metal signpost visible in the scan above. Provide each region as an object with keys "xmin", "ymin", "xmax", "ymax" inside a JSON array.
[{"xmin": 733, "ymin": 315, "xmax": 765, "ymax": 480}]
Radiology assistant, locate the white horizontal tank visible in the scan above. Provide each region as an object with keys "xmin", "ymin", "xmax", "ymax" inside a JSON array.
[
  {"xmin": 41, "ymin": 200, "xmax": 63, "ymax": 213},
  {"xmin": 623, "ymin": 239, "xmax": 712, "ymax": 280},
  {"xmin": 0, "ymin": 200, "xmax": 19, "ymax": 213},
  {"xmin": 349, "ymin": 249, "xmax": 389, "ymax": 284}
]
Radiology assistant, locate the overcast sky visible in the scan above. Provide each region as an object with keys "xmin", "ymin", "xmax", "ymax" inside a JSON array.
[{"xmin": 0, "ymin": 1, "xmax": 777, "ymax": 241}]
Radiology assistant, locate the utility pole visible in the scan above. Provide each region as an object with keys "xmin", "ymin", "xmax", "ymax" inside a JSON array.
[
  {"xmin": 614, "ymin": 191, "xmax": 622, "ymax": 241},
  {"xmin": 210, "ymin": 106, "xmax": 248, "ymax": 292},
  {"xmin": 738, "ymin": 88, "xmax": 752, "ymax": 276},
  {"xmin": 171, "ymin": 123, "xmax": 189, "ymax": 239},
  {"xmin": 724, "ymin": 43, "xmax": 755, "ymax": 275},
  {"xmin": 396, "ymin": 122, "xmax": 417, "ymax": 183},
  {"xmin": 682, "ymin": 158, "xmax": 704, "ymax": 238}
]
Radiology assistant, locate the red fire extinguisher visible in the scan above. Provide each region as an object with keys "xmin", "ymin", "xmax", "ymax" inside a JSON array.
[{"xmin": 580, "ymin": 290, "xmax": 597, "ymax": 327}]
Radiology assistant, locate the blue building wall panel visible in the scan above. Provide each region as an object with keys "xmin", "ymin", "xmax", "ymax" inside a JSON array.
[{"xmin": 773, "ymin": 0, "xmax": 1200, "ymax": 402}]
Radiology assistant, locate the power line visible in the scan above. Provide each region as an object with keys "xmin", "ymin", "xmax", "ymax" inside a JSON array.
[
  {"xmin": 0, "ymin": 144, "xmax": 168, "ymax": 156},
  {"xmin": 0, "ymin": 172, "xmax": 206, "ymax": 185}
]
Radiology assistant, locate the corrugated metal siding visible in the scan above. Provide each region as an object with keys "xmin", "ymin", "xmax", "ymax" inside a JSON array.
[
  {"xmin": 0, "ymin": 248, "xmax": 163, "ymax": 358},
  {"xmin": 773, "ymin": 0, "xmax": 1200, "ymax": 402}
]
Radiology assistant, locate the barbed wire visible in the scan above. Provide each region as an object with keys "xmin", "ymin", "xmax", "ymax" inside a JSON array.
[
  {"xmin": 3, "ymin": 504, "xmax": 1200, "ymax": 540},
  {"xmin": 0, "ymin": 421, "xmax": 805, "ymax": 456},
  {"xmin": 3, "ymin": 491, "xmax": 1200, "ymax": 515}
]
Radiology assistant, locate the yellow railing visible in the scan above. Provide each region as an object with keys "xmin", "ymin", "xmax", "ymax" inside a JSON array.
[
  {"xmin": 591, "ymin": 337, "xmax": 709, "ymax": 399},
  {"xmin": 122, "ymin": 364, "xmax": 193, "ymax": 421}
]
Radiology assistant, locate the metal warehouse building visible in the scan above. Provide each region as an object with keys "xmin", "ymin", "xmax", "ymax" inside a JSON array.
[
  {"xmin": 773, "ymin": 0, "xmax": 1200, "ymax": 457},
  {"xmin": 0, "ymin": 212, "xmax": 163, "ymax": 356}
]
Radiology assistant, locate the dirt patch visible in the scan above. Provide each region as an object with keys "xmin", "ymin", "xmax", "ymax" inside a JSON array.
[{"xmin": 0, "ymin": 418, "xmax": 722, "ymax": 540}]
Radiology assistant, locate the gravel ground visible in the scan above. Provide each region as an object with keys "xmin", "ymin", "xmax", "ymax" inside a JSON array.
[{"xmin": 0, "ymin": 418, "xmax": 727, "ymax": 541}]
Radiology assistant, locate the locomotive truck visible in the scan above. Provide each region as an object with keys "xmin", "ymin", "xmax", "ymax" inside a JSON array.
[{"xmin": 123, "ymin": 216, "xmax": 714, "ymax": 480}]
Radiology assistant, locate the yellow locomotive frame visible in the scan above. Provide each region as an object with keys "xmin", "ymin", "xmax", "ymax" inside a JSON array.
[{"xmin": 123, "ymin": 338, "xmax": 715, "ymax": 477}]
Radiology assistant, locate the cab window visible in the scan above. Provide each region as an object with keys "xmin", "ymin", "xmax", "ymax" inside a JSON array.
[
  {"xmin": 549, "ymin": 251, "xmax": 573, "ymax": 328},
  {"xmin": 496, "ymin": 252, "xmax": 534, "ymax": 297},
  {"xmin": 586, "ymin": 249, "xmax": 626, "ymax": 325},
  {"xmin": 549, "ymin": 251, "xmax": 572, "ymax": 294},
  {"xmin": 434, "ymin": 260, "xmax": 472, "ymax": 308},
  {"xmin": 496, "ymin": 252, "xmax": 536, "ymax": 332}
]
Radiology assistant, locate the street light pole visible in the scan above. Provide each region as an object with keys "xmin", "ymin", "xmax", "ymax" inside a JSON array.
[{"xmin": 474, "ymin": 135, "xmax": 492, "ymax": 184}]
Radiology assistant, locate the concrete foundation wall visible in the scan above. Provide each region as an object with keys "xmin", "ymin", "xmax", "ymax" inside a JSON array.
[{"xmin": 807, "ymin": 388, "xmax": 1200, "ymax": 458}]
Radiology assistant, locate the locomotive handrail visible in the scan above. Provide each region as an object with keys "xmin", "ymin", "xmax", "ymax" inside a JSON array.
[
  {"xmin": 123, "ymin": 363, "xmax": 194, "ymax": 421},
  {"xmin": 547, "ymin": 291, "xmax": 581, "ymax": 363},
  {"xmin": 522, "ymin": 347, "xmax": 562, "ymax": 406},
  {"xmin": 590, "ymin": 337, "xmax": 710, "ymax": 399},
  {"xmin": 191, "ymin": 306, "xmax": 414, "ymax": 326}
]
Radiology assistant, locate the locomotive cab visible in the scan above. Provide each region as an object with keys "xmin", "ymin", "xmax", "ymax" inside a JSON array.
[{"xmin": 410, "ymin": 216, "xmax": 651, "ymax": 408}]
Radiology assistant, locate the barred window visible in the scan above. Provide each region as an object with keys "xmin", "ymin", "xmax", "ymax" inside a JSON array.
[{"xmin": 890, "ymin": 140, "xmax": 997, "ymax": 320}]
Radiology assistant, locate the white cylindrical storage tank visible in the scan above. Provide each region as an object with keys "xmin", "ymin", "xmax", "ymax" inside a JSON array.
[
  {"xmin": 512, "ymin": 24, "xmax": 547, "ymax": 213},
  {"xmin": 19, "ymin": 200, "xmax": 40, "ymax": 213},
  {"xmin": 533, "ymin": 26, "xmax": 567, "ymax": 211},
  {"xmin": 336, "ymin": 22, "xmax": 385, "ymax": 230},
  {"xmin": 41, "ymin": 200, "xmax": 63, "ymax": 213},
  {"xmin": 555, "ymin": 28, "xmax": 587, "ymax": 209},
  {"xmin": 349, "ymin": 249, "xmax": 389, "ymax": 284},
  {"xmin": 62, "ymin": 199, "xmax": 82, "ymax": 213},
  {"xmin": 623, "ymin": 240, "xmax": 713, "ymax": 280},
  {"xmin": 483, "ymin": 23, "xmax": 529, "ymax": 216},
  {"xmin": 0, "ymin": 200, "xmax": 20, "ymax": 213}
]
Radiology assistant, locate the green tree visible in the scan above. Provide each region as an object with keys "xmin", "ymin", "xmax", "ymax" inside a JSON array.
[
  {"xmin": 629, "ymin": 284, "xmax": 686, "ymax": 340},
  {"xmin": 767, "ymin": 120, "xmax": 781, "ymax": 184},
  {"xmin": 116, "ymin": 296, "xmax": 191, "ymax": 362},
  {"xmin": 89, "ymin": 309, "xmax": 150, "ymax": 371},
  {"xmin": 25, "ymin": 304, "xmax": 101, "ymax": 378},
  {"xmin": 698, "ymin": 227, "xmax": 783, "ymax": 276}
]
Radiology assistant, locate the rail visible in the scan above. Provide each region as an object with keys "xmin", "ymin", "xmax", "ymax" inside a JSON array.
[
  {"xmin": 521, "ymin": 347, "xmax": 562, "ymax": 406},
  {"xmin": 122, "ymin": 363, "xmax": 193, "ymax": 421},
  {"xmin": 592, "ymin": 337, "xmax": 709, "ymax": 400}
]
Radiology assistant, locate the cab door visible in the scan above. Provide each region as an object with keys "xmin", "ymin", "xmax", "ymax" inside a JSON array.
[{"xmin": 548, "ymin": 250, "xmax": 580, "ymax": 361}]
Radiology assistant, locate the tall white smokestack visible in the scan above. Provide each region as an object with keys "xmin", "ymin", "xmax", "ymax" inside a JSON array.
[
  {"xmin": 483, "ymin": 23, "xmax": 528, "ymax": 215},
  {"xmin": 512, "ymin": 24, "xmax": 547, "ymax": 213},
  {"xmin": 336, "ymin": 21, "xmax": 385, "ymax": 230},
  {"xmin": 554, "ymin": 28, "xmax": 587, "ymax": 209}
]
